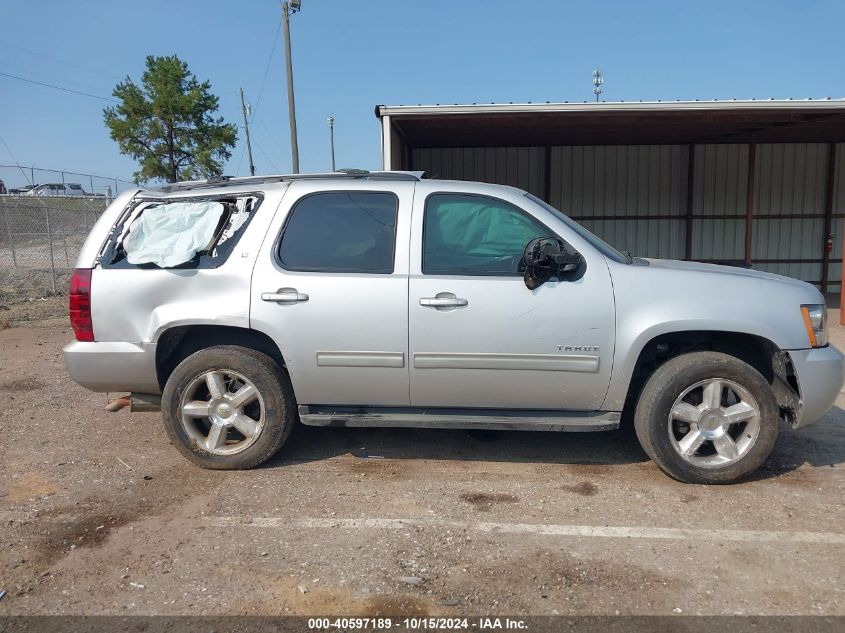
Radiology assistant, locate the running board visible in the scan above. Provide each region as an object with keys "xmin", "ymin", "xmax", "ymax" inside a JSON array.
[{"xmin": 297, "ymin": 406, "xmax": 620, "ymax": 432}]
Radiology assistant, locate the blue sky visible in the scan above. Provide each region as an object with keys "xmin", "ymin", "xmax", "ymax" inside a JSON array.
[{"xmin": 1, "ymin": 0, "xmax": 843, "ymax": 189}]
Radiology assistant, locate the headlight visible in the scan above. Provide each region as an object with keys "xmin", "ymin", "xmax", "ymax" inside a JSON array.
[{"xmin": 800, "ymin": 304, "xmax": 828, "ymax": 347}]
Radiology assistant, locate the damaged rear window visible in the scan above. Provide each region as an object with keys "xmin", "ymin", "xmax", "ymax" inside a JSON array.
[{"xmin": 100, "ymin": 194, "xmax": 263, "ymax": 269}]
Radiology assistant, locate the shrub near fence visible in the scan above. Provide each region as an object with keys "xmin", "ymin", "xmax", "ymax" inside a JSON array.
[{"xmin": 0, "ymin": 195, "xmax": 108, "ymax": 303}]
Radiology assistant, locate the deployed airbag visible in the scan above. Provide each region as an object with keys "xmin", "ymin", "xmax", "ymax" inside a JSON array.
[{"xmin": 123, "ymin": 201, "xmax": 226, "ymax": 267}]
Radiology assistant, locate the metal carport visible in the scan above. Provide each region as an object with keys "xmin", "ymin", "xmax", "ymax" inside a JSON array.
[{"xmin": 376, "ymin": 99, "xmax": 845, "ymax": 294}]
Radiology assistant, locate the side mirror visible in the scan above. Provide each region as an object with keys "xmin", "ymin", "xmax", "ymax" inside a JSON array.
[{"xmin": 522, "ymin": 237, "xmax": 583, "ymax": 289}]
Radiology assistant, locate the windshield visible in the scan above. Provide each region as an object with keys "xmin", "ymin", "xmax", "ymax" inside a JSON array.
[{"xmin": 524, "ymin": 193, "xmax": 631, "ymax": 264}]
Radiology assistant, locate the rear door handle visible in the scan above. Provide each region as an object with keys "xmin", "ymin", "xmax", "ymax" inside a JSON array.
[
  {"xmin": 420, "ymin": 296, "xmax": 468, "ymax": 308},
  {"xmin": 261, "ymin": 287, "xmax": 309, "ymax": 303}
]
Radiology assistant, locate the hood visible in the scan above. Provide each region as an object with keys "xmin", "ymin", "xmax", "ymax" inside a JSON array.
[
  {"xmin": 643, "ymin": 258, "xmax": 817, "ymax": 292},
  {"xmin": 607, "ymin": 256, "xmax": 825, "ymax": 353}
]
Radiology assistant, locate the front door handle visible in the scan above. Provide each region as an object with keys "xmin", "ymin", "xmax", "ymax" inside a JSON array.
[
  {"xmin": 420, "ymin": 296, "xmax": 468, "ymax": 308},
  {"xmin": 261, "ymin": 287, "xmax": 309, "ymax": 303}
]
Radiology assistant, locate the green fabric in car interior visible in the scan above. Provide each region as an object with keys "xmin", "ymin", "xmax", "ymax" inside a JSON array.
[{"xmin": 424, "ymin": 194, "xmax": 546, "ymax": 273}]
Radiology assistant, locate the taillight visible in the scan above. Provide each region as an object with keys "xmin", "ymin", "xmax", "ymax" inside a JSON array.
[{"xmin": 69, "ymin": 268, "xmax": 94, "ymax": 342}]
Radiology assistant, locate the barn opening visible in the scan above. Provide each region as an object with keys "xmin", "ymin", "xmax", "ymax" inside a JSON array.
[{"xmin": 376, "ymin": 100, "xmax": 845, "ymax": 295}]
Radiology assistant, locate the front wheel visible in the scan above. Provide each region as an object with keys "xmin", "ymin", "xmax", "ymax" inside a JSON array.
[
  {"xmin": 634, "ymin": 351, "xmax": 779, "ymax": 484},
  {"xmin": 161, "ymin": 345, "xmax": 296, "ymax": 470}
]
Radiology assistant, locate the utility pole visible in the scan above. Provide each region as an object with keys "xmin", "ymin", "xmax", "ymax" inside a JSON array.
[
  {"xmin": 327, "ymin": 116, "xmax": 336, "ymax": 171},
  {"xmin": 282, "ymin": 0, "xmax": 301, "ymax": 173},
  {"xmin": 240, "ymin": 88, "xmax": 256, "ymax": 176}
]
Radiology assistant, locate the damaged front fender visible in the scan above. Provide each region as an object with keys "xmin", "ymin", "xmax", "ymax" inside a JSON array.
[{"xmin": 772, "ymin": 350, "xmax": 802, "ymax": 428}]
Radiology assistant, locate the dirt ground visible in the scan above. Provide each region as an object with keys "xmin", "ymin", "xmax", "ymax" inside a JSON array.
[{"xmin": 0, "ymin": 299, "xmax": 844, "ymax": 616}]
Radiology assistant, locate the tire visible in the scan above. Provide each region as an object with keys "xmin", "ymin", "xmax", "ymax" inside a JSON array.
[
  {"xmin": 161, "ymin": 345, "xmax": 296, "ymax": 470},
  {"xmin": 634, "ymin": 351, "xmax": 779, "ymax": 484}
]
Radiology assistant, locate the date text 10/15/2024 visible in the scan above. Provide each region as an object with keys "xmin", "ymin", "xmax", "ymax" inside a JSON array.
[{"xmin": 307, "ymin": 617, "xmax": 528, "ymax": 630}]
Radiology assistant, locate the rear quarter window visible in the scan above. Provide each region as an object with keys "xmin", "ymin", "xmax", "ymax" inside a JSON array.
[{"xmin": 100, "ymin": 193, "xmax": 263, "ymax": 269}]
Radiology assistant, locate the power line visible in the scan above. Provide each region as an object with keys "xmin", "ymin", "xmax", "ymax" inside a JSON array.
[
  {"xmin": 0, "ymin": 39, "xmax": 118, "ymax": 81},
  {"xmin": 0, "ymin": 60, "xmax": 104, "ymax": 93},
  {"xmin": 235, "ymin": 21, "xmax": 282, "ymax": 176},
  {"xmin": 252, "ymin": 113, "xmax": 290, "ymax": 173},
  {"xmin": 251, "ymin": 136, "xmax": 281, "ymax": 173},
  {"xmin": 253, "ymin": 20, "xmax": 282, "ymax": 117},
  {"xmin": 0, "ymin": 71, "xmax": 116, "ymax": 102},
  {"xmin": 254, "ymin": 112, "xmax": 286, "ymax": 153},
  {"xmin": 0, "ymin": 135, "xmax": 33, "ymax": 185}
]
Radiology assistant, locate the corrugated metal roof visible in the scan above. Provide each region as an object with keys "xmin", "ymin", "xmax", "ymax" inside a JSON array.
[{"xmin": 376, "ymin": 98, "xmax": 845, "ymax": 118}]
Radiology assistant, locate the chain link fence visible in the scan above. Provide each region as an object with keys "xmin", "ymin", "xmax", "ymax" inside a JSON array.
[
  {"xmin": 0, "ymin": 164, "xmax": 134, "ymax": 198},
  {"xmin": 0, "ymin": 195, "xmax": 108, "ymax": 303}
]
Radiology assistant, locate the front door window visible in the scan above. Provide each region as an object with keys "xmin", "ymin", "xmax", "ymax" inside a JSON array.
[{"xmin": 423, "ymin": 193, "xmax": 547, "ymax": 276}]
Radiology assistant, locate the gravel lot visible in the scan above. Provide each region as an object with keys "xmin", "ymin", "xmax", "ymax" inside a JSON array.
[{"xmin": 0, "ymin": 300, "xmax": 843, "ymax": 616}]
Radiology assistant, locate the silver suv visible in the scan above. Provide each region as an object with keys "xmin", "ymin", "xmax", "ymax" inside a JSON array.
[{"xmin": 63, "ymin": 171, "xmax": 845, "ymax": 484}]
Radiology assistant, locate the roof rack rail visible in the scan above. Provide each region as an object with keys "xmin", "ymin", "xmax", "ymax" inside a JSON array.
[{"xmin": 154, "ymin": 170, "xmax": 426, "ymax": 194}]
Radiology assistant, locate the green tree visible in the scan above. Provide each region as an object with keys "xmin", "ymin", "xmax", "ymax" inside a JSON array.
[{"xmin": 104, "ymin": 55, "xmax": 237, "ymax": 183}]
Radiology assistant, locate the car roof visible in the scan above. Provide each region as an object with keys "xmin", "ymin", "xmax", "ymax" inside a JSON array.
[
  {"xmin": 139, "ymin": 170, "xmax": 531, "ymax": 200},
  {"xmin": 149, "ymin": 170, "xmax": 425, "ymax": 195}
]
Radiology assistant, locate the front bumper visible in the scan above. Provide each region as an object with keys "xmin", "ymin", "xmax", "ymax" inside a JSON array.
[
  {"xmin": 63, "ymin": 341, "xmax": 160, "ymax": 394},
  {"xmin": 788, "ymin": 345, "xmax": 845, "ymax": 428}
]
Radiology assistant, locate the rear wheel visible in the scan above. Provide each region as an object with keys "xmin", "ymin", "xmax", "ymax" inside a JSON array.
[
  {"xmin": 161, "ymin": 345, "xmax": 295, "ymax": 469},
  {"xmin": 634, "ymin": 351, "xmax": 779, "ymax": 484}
]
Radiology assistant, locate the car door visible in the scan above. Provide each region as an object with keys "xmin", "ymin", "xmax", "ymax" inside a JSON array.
[
  {"xmin": 250, "ymin": 180, "xmax": 413, "ymax": 406},
  {"xmin": 408, "ymin": 183, "xmax": 616, "ymax": 411}
]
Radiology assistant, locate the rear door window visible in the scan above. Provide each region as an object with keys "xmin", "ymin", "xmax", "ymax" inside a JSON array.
[{"xmin": 278, "ymin": 191, "xmax": 398, "ymax": 274}]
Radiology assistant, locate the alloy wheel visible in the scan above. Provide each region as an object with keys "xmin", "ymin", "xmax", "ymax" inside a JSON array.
[
  {"xmin": 668, "ymin": 378, "xmax": 761, "ymax": 468},
  {"xmin": 179, "ymin": 369, "xmax": 265, "ymax": 455}
]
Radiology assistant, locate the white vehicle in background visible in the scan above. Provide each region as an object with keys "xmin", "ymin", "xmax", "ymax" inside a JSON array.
[{"xmin": 28, "ymin": 183, "xmax": 90, "ymax": 197}]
